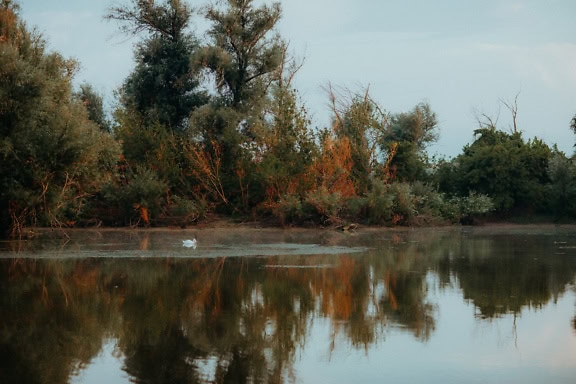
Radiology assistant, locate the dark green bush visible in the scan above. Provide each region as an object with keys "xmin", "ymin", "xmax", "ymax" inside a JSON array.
[{"xmin": 100, "ymin": 166, "xmax": 167, "ymax": 226}]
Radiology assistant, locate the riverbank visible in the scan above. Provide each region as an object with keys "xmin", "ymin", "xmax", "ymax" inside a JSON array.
[{"xmin": 26, "ymin": 215, "xmax": 576, "ymax": 240}]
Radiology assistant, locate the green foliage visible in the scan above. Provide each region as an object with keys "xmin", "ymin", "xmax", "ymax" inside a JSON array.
[
  {"xmin": 108, "ymin": 0, "xmax": 207, "ymax": 132},
  {"xmin": 199, "ymin": 0, "xmax": 284, "ymax": 109},
  {"xmin": 268, "ymin": 179, "xmax": 494, "ymax": 227},
  {"xmin": 444, "ymin": 127, "xmax": 552, "ymax": 213},
  {"xmin": 304, "ymin": 187, "xmax": 344, "ymax": 225},
  {"xmin": 274, "ymin": 193, "xmax": 304, "ymax": 225},
  {"xmin": 121, "ymin": 166, "xmax": 167, "ymax": 210},
  {"xmin": 190, "ymin": 0, "xmax": 287, "ymax": 213},
  {"xmin": 188, "ymin": 105, "xmax": 269, "ymax": 213},
  {"xmin": 2, "ymin": 0, "xmax": 572, "ymax": 231},
  {"xmin": 122, "ymin": 36, "xmax": 207, "ymax": 130},
  {"xmin": 388, "ymin": 103, "xmax": 438, "ymax": 148},
  {"xmin": 442, "ymin": 192, "xmax": 495, "ymax": 224},
  {"xmin": 0, "ymin": 2, "xmax": 120, "ymax": 236},
  {"xmin": 257, "ymin": 83, "xmax": 317, "ymax": 204},
  {"xmin": 270, "ymin": 189, "xmax": 348, "ymax": 227},
  {"xmin": 113, "ymin": 111, "xmax": 195, "ymax": 197},
  {"xmin": 73, "ymin": 83, "xmax": 111, "ymax": 132},
  {"xmin": 433, "ymin": 158, "xmax": 459, "ymax": 196},
  {"xmin": 409, "ymin": 182, "xmax": 448, "ymax": 225},
  {"xmin": 101, "ymin": 166, "xmax": 167, "ymax": 225},
  {"xmin": 363, "ymin": 182, "xmax": 438, "ymax": 226},
  {"xmin": 546, "ymin": 152, "xmax": 576, "ymax": 218},
  {"xmin": 364, "ymin": 180, "xmax": 395, "ymax": 224},
  {"xmin": 381, "ymin": 103, "xmax": 438, "ymax": 182},
  {"xmin": 390, "ymin": 141, "xmax": 428, "ymax": 182},
  {"xmin": 363, "ymin": 181, "xmax": 494, "ymax": 226},
  {"xmin": 165, "ymin": 195, "xmax": 206, "ymax": 225},
  {"xmin": 104, "ymin": 0, "xmax": 212, "ymax": 226},
  {"xmin": 361, "ymin": 181, "xmax": 445, "ymax": 226},
  {"xmin": 460, "ymin": 192, "xmax": 495, "ymax": 218},
  {"xmin": 388, "ymin": 182, "xmax": 417, "ymax": 225}
]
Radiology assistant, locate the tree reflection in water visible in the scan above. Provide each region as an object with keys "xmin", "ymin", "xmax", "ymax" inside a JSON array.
[{"xmin": 0, "ymin": 227, "xmax": 575, "ymax": 383}]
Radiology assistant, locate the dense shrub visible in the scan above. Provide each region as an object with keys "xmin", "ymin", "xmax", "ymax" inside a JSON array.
[
  {"xmin": 303, "ymin": 188, "xmax": 345, "ymax": 226},
  {"xmin": 100, "ymin": 166, "xmax": 167, "ymax": 226},
  {"xmin": 441, "ymin": 192, "xmax": 495, "ymax": 224},
  {"xmin": 364, "ymin": 180, "xmax": 395, "ymax": 224},
  {"xmin": 273, "ymin": 193, "xmax": 305, "ymax": 225},
  {"xmin": 164, "ymin": 195, "xmax": 207, "ymax": 226}
]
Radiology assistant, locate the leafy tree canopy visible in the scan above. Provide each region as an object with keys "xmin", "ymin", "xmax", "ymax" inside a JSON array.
[
  {"xmin": 439, "ymin": 126, "xmax": 552, "ymax": 213},
  {"xmin": 107, "ymin": 0, "xmax": 207, "ymax": 131},
  {"xmin": 0, "ymin": 0, "xmax": 120, "ymax": 236},
  {"xmin": 73, "ymin": 83, "xmax": 111, "ymax": 132},
  {"xmin": 198, "ymin": 0, "xmax": 284, "ymax": 110},
  {"xmin": 380, "ymin": 103, "xmax": 438, "ymax": 182}
]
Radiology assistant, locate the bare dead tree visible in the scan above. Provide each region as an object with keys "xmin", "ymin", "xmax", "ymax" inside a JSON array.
[
  {"xmin": 324, "ymin": 82, "xmax": 346, "ymax": 131},
  {"xmin": 500, "ymin": 92, "xmax": 521, "ymax": 133},
  {"xmin": 473, "ymin": 106, "xmax": 500, "ymax": 130}
]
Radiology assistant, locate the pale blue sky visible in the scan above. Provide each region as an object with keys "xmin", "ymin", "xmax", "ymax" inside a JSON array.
[{"xmin": 19, "ymin": 0, "xmax": 576, "ymax": 157}]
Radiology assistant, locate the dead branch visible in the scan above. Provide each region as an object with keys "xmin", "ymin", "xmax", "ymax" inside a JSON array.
[{"xmin": 500, "ymin": 91, "xmax": 520, "ymax": 133}]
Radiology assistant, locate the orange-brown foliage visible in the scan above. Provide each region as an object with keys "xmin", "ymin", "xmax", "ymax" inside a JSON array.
[
  {"xmin": 133, "ymin": 204, "xmax": 150, "ymax": 225},
  {"xmin": 184, "ymin": 140, "xmax": 228, "ymax": 205},
  {"xmin": 310, "ymin": 136, "xmax": 356, "ymax": 197},
  {"xmin": 385, "ymin": 271, "xmax": 398, "ymax": 311},
  {"xmin": 332, "ymin": 258, "xmax": 355, "ymax": 319},
  {"xmin": 382, "ymin": 142, "xmax": 398, "ymax": 183},
  {"xmin": 0, "ymin": 5, "xmax": 17, "ymax": 41}
]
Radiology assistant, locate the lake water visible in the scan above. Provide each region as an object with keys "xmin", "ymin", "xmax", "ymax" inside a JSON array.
[{"xmin": 1, "ymin": 225, "xmax": 575, "ymax": 383}]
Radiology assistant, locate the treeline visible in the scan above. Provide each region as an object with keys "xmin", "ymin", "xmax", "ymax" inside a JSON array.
[{"xmin": 1, "ymin": 0, "xmax": 575, "ymax": 237}]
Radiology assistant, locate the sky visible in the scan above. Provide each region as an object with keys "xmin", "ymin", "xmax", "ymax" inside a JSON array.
[{"xmin": 19, "ymin": 0, "xmax": 576, "ymax": 157}]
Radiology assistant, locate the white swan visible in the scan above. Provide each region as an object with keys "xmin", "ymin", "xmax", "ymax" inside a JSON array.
[{"xmin": 182, "ymin": 239, "xmax": 197, "ymax": 249}]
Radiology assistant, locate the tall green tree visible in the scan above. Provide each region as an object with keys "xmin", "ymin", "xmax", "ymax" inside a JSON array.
[
  {"xmin": 198, "ymin": 0, "xmax": 284, "ymax": 111},
  {"xmin": 105, "ymin": 0, "xmax": 211, "ymax": 224},
  {"xmin": 0, "ymin": 0, "xmax": 120, "ymax": 236},
  {"xmin": 106, "ymin": 0, "xmax": 207, "ymax": 132},
  {"xmin": 190, "ymin": 0, "xmax": 286, "ymax": 211},
  {"xmin": 380, "ymin": 103, "xmax": 438, "ymax": 182}
]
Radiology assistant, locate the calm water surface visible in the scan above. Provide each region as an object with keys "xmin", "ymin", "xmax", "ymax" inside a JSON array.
[{"xmin": 1, "ymin": 225, "xmax": 575, "ymax": 383}]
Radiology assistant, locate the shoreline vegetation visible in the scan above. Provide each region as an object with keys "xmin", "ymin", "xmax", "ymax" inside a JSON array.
[{"xmin": 1, "ymin": 0, "xmax": 575, "ymax": 239}]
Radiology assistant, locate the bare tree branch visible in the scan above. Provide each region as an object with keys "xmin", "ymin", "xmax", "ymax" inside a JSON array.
[
  {"xmin": 500, "ymin": 91, "xmax": 520, "ymax": 133},
  {"xmin": 105, "ymin": 0, "xmax": 191, "ymax": 41},
  {"xmin": 473, "ymin": 106, "xmax": 500, "ymax": 130}
]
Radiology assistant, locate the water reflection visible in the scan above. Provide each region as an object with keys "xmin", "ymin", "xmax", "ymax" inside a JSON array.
[{"xmin": 1, "ymin": 226, "xmax": 575, "ymax": 383}]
